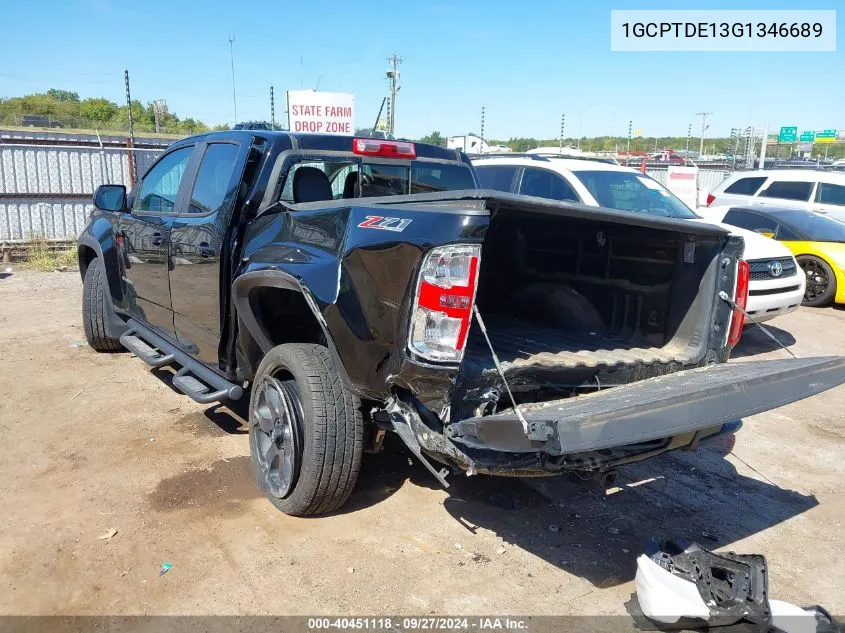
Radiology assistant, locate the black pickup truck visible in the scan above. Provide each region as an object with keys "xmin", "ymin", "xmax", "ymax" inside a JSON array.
[{"xmin": 78, "ymin": 131, "xmax": 845, "ymax": 516}]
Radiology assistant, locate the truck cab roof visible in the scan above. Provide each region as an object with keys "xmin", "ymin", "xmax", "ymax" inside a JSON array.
[{"xmin": 175, "ymin": 131, "xmax": 466, "ymax": 163}]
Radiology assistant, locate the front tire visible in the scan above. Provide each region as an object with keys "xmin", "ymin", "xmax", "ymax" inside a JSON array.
[
  {"xmin": 82, "ymin": 258, "xmax": 122, "ymax": 352},
  {"xmin": 797, "ymin": 255, "xmax": 836, "ymax": 307},
  {"xmin": 249, "ymin": 343, "xmax": 363, "ymax": 516}
]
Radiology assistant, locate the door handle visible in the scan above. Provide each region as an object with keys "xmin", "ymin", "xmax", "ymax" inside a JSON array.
[
  {"xmin": 198, "ymin": 242, "xmax": 215, "ymax": 258},
  {"xmin": 151, "ymin": 232, "xmax": 164, "ymax": 247}
]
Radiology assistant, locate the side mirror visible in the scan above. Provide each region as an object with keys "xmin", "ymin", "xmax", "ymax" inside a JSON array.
[{"xmin": 93, "ymin": 184, "xmax": 127, "ymax": 212}]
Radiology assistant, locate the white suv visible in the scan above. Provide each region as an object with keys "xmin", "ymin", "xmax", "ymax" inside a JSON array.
[
  {"xmin": 472, "ymin": 155, "xmax": 805, "ymax": 324},
  {"xmin": 704, "ymin": 169, "xmax": 845, "ymax": 222}
]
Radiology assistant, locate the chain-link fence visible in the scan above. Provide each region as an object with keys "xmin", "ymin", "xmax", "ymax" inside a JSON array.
[{"xmin": 0, "ymin": 142, "xmax": 163, "ymax": 240}]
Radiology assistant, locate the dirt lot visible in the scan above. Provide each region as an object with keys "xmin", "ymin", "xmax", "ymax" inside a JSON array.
[{"xmin": 1, "ymin": 270, "xmax": 843, "ymax": 616}]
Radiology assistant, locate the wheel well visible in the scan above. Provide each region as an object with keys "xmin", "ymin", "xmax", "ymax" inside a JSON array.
[
  {"xmin": 249, "ymin": 286, "xmax": 325, "ymax": 348},
  {"xmin": 78, "ymin": 245, "xmax": 97, "ymax": 278}
]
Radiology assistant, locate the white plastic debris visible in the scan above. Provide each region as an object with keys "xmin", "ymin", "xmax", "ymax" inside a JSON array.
[{"xmin": 634, "ymin": 554, "xmax": 710, "ymax": 624}]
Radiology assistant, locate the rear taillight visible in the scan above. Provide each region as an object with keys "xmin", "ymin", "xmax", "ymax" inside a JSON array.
[
  {"xmin": 353, "ymin": 138, "xmax": 416, "ymax": 159},
  {"xmin": 727, "ymin": 260, "xmax": 750, "ymax": 347},
  {"xmin": 706, "ymin": 193, "xmax": 716, "ymax": 206},
  {"xmin": 409, "ymin": 244, "xmax": 481, "ymax": 362}
]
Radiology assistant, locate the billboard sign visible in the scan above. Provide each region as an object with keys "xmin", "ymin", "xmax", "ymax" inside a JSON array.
[
  {"xmin": 778, "ymin": 126, "xmax": 797, "ymax": 143},
  {"xmin": 287, "ymin": 90, "xmax": 355, "ymax": 134}
]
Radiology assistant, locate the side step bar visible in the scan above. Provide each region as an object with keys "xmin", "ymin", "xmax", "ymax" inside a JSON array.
[{"xmin": 120, "ymin": 318, "xmax": 243, "ymax": 404}]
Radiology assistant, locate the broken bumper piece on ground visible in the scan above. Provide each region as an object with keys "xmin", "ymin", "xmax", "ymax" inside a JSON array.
[{"xmin": 628, "ymin": 538, "xmax": 843, "ymax": 633}]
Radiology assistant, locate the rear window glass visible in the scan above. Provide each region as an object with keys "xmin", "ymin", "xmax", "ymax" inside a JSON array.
[
  {"xmin": 280, "ymin": 159, "xmax": 475, "ymax": 202},
  {"xmin": 724, "ymin": 176, "xmax": 767, "ymax": 196},
  {"xmin": 410, "ymin": 163, "xmax": 476, "ymax": 194},
  {"xmin": 759, "ymin": 181, "xmax": 813, "ymax": 201}
]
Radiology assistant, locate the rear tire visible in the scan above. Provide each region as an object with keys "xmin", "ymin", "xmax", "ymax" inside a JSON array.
[
  {"xmin": 797, "ymin": 255, "xmax": 836, "ymax": 307},
  {"xmin": 249, "ymin": 343, "xmax": 363, "ymax": 516},
  {"xmin": 82, "ymin": 258, "xmax": 122, "ymax": 352}
]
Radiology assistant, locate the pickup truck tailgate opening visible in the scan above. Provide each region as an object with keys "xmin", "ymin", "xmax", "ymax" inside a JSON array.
[
  {"xmin": 448, "ymin": 356, "xmax": 845, "ymax": 454},
  {"xmin": 453, "ymin": 201, "xmax": 739, "ymax": 420}
]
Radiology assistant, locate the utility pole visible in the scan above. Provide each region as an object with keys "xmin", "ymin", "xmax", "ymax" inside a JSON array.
[
  {"xmin": 270, "ymin": 86, "xmax": 275, "ymax": 128},
  {"xmin": 559, "ymin": 113, "xmax": 565, "ymax": 149},
  {"xmin": 385, "ymin": 53, "xmax": 402, "ymax": 135},
  {"xmin": 696, "ymin": 111, "xmax": 711, "ymax": 157},
  {"xmin": 480, "ymin": 106, "xmax": 485, "ymax": 145},
  {"xmin": 228, "ymin": 35, "xmax": 238, "ymax": 124},
  {"xmin": 152, "ymin": 99, "xmax": 166, "ymax": 134}
]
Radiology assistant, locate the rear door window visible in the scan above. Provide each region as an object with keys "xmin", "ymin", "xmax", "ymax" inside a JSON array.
[
  {"xmin": 816, "ymin": 182, "xmax": 845, "ymax": 206},
  {"xmin": 518, "ymin": 167, "xmax": 580, "ymax": 202},
  {"xmin": 776, "ymin": 225, "xmax": 801, "ymax": 241},
  {"xmin": 758, "ymin": 181, "xmax": 814, "ymax": 201},
  {"xmin": 186, "ymin": 143, "xmax": 240, "ymax": 215},
  {"xmin": 724, "ymin": 176, "xmax": 767, "ymax": 196},
  {"xmin": 723, "ymin": 209, "xmax": 778, "ymax": 234},
  {"xmin": 475, "ymin": 165, "xmax": 519, "ymax": 192}
]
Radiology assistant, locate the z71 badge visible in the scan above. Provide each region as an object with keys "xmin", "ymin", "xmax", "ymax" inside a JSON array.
[{"xmin": 357, "ymin": 215, "xmax": 412, "ymax": 232}]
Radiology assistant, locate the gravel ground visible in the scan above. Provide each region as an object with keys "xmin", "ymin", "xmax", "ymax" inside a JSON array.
[{"xmin": 0, "ymin": 270, "xmax": 842, "ymax": 616}]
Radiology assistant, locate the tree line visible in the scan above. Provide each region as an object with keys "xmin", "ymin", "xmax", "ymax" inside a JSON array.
[
  {"xmin": 416, "ymin": 130, "xmax": 845, "ymax": 159},
  {"xmin": 0, "ymin": 89, "xmax": 225, "ymax": 135}
]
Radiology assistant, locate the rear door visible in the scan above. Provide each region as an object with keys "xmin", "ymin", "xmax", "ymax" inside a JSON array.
[
  {"xmin": 813, "ymin": 181, "xmax": 845, "ymax": 219},
  {"xmin": 450, "ymin": 356, "xmax": 845, "ymax": 454},
  {"xmin": 755, "ymin": 179, "xmax": 815, "ymax": 209},
  {"xmin": 120, "ymin": 145, "xmax": 195, "ymax": 338},
  {"xmin": 518, "ymin": 167, "xmax": 581, "ymax": 202},
  {"xmin": 169, "ymin": 141, "xmax": 245, "ymax": 366}
]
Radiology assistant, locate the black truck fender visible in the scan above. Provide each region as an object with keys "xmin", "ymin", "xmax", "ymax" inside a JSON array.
[
  {"xmin": 77, "ymin": 219, "xmax": 128, "ymax": 340},
  {"xmin": 231, "ymin": 269, "xmax": 357, "ymax": 395}
]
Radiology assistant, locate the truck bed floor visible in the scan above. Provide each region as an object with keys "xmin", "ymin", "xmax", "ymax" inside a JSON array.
[{"xmin": 465, "ymin": 316, "xmax": 693, "ymax": 371}]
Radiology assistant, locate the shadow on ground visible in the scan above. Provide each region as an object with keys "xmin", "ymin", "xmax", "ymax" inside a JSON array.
[
  {"xmin": 157, "ymin": 372, "xmax": 817, "ymax": 589},
  {"xmin": 353, "ymin": 432, "xmax": 817, "ymax": 588},
  {"xmin": 731, "ymin": 323, "xmax": 797, "ymax": 358}
]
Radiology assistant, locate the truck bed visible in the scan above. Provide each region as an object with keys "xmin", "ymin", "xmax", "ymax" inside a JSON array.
[{"xmin": 464, "ymin": 315, "xmax": 691, "ymax": 371}]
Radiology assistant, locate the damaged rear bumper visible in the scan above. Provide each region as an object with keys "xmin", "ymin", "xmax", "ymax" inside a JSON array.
[{"xmin": 394, "ymin": 356, "xmax": 845, "ymax": 476}]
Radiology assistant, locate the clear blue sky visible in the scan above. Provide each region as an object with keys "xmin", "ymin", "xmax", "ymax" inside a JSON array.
[{"xmin": 0, "ymin": 0, "xmax": 840, "ymax": 140}]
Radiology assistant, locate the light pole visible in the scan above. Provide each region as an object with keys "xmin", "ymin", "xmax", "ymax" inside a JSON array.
[
  {"xmin": 228, "ymin": 35, "xmax": 238, "ymax": 124},
  {"xmin": 577, "ymin": 104, "xmax": 594, "ymax": 150}
]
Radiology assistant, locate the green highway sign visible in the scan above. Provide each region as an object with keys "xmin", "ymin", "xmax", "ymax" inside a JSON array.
[
  {"xmin": 799, "ymin": 131, "xmax": 815, "ymax": 142},
  {"xmin": 779, "ymin": 126, "xmax": 798, "ymax": 143},
  {"xmin": 816, "ymin": 129, "xmax": 836, "ymax": 144}
]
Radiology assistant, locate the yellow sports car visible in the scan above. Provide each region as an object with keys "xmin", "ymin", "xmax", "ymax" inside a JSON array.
[{"xmin": 719, "ymin": 206, "xmax": 845, "ymax": 307}]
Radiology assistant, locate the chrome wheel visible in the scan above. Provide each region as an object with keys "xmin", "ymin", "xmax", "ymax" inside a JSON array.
[{"xmin": 251, "ymin": 375, "xmax": 303, "ymax": 498}]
